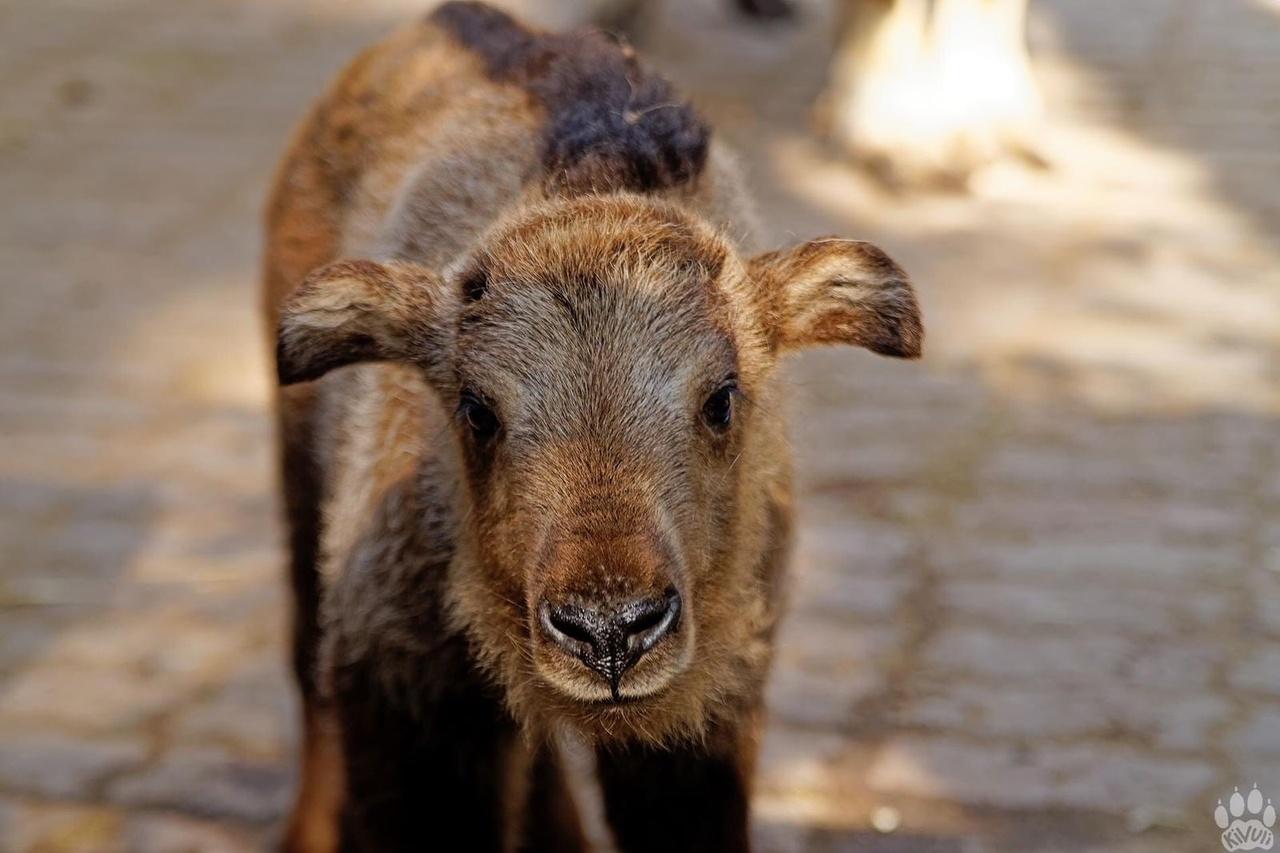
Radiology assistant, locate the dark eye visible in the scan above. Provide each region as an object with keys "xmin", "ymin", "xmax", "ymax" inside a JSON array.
[
  {"xmin": 701, "ymin": 381, "xmax": 736, "ymax": 432},
  {"xmin": 459, "ymin": 392, "xmax": 501, "ymax": 442}
]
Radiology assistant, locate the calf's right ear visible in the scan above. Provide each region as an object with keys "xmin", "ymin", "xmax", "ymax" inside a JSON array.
[
  {"xmin": 275, "ymin": 259, "xmax": 457, "ymax": 386},
  {"xmin": 748, "ymin": 238, "xmax": 922, "ymax": 358}
]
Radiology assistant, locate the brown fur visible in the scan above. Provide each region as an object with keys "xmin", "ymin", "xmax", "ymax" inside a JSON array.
[{"xmin": 264, "ymin": 4, "xmax": 922, "ymax": 850}]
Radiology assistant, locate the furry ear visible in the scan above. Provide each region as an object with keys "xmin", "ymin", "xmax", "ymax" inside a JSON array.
[
  {"xmin": 749, "ymin": 238, "xmax": 922, "ymax": 357},
  {"xmin": 276, "ymin": 259, "xmax": 457, "ymax": 385}
]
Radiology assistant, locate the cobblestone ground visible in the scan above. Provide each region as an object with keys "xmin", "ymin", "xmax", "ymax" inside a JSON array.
[{"xmin": 2, "ymin": 0, "xmax": 1278, "ymax": 850}]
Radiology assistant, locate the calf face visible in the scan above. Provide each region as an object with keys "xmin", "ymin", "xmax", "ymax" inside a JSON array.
[{"xmin": 277, "ymin": 193, "xmax": 920, "ymax": 743}]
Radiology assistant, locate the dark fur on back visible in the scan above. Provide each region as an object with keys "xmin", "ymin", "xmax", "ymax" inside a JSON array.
[{"xmin": 431, "ymin": 1, "xmax": 710, "ymax": 194}]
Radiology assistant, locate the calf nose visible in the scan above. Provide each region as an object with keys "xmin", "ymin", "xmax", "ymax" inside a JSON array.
[{"xmin": 539, "ymin": 590, "xmax": 682, "ymax": 699}]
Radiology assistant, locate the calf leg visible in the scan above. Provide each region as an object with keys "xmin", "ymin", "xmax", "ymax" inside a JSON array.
[
  {"xmin": 285, "ymin": 706, "xmax": 343, "ymax": 853},
  {"xmin": 278, "ymin": 386, "xmax": 344, "ymax": 853},
  {"xmin": 517, "ymin": 741, "xmax": 590, "ymax": 853},
  {"xmin": 331, "ymin": 641, "xmax": 516, "ymax": 853},
  {"xmin": 595, "ymin": 718, "xmax": 758, "ymax": 852}
]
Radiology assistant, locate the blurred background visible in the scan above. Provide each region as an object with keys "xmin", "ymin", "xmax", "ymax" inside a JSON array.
[{"xmin": 1, "ymin": 0, "xmax": 1278, "ymax": 850}]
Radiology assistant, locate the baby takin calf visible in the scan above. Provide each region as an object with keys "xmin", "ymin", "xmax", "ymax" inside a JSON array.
[{"xmin": 264, "ymin": 3, "xmax": 923, "ymax": 851}]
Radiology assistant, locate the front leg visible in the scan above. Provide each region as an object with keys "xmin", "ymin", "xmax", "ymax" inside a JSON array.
[
  {"xmin": 595, "ymin": 720, "xmax": 756, "ymax": 852},
  {"xmin": 331, "ymin": 642, "xmax": 517, "ymax": 853},
  {"xmin": 518, "ymin": 740, "xmax": 590, "ymax": 853}
]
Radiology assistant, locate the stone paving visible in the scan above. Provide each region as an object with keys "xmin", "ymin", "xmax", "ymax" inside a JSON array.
[{"xmin": 1, "ymin": 0, "xmax": 1278, "ymax": 850}]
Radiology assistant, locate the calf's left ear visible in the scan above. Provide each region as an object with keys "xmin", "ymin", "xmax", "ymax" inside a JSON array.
[{"xmin": 749, "ymin": 238, "xmax": 922, "ymax": 358}]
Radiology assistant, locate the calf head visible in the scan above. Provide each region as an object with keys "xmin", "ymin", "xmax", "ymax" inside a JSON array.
[{"xmin": 277, "ymin": 194, "xmax": 921, "ymax": 743}]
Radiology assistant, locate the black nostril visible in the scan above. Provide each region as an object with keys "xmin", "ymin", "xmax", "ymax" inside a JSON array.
[
  {"xmin": 540, "ymin": 601, "xmax": 609, "ymax": 650},
  {"xmin": 539, "ymin": 590, "xmax": 683, "ymax": 693},
  {"xmin": 551, "ymin": 615, "xmax": 596, "ymax": 645},
  {"xmin": 615, "ymin": 589, "xmax": 681, "ymax": 654},
  {"xmin": 626, "ymin": 603, "xmax": 668, "ymax": 635}
]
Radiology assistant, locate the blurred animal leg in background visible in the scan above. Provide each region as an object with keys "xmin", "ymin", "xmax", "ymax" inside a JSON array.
[
  {"xmin": 736, "ymin": 0, "xmax": 796, "ymax": 20},
  {"xmin": 820, "ymin": 0, "xmax": 1043, "ymax": 186},
  {"xmin": 931, "ymin": 0, "xmax": 1042, "ymax": 167},
  {"xmin": 820, "ymin": 0, "xmax": 935, "ymax": 179}
]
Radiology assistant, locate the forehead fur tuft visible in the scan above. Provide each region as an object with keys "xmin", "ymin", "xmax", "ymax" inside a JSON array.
[{"xmin": 464, "ymin": 195, "xmax": 729, "ymax": 301}]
